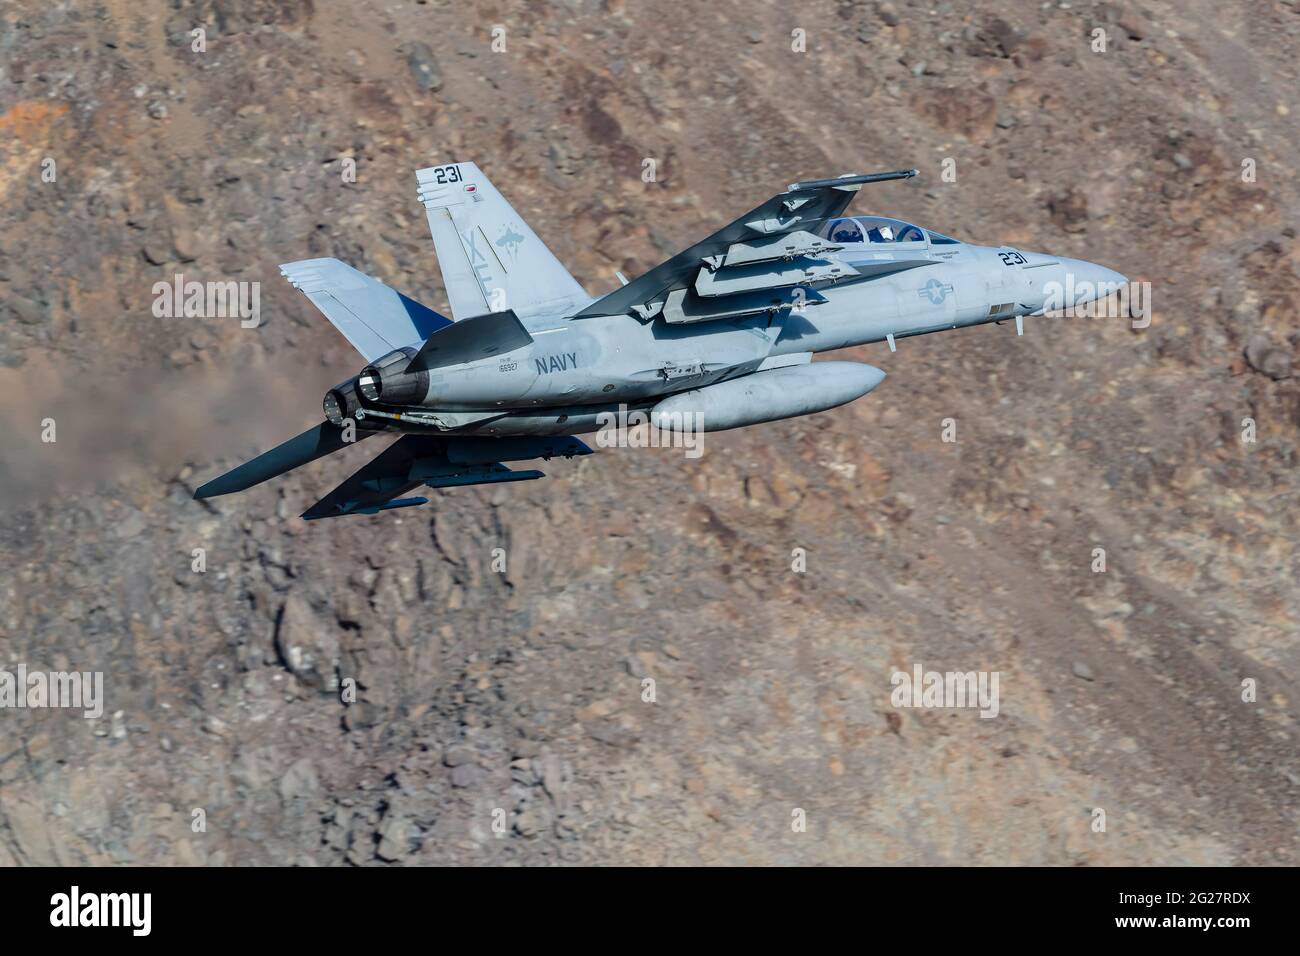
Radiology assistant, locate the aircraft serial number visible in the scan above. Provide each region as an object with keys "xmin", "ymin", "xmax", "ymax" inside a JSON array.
[
  {"xmin": 429, "ymin": 164, "xmax": 463, "ymax": 184},
  {"xmin": 998, "ymin": 251, "xmax": 1027, "ymax": 266}
]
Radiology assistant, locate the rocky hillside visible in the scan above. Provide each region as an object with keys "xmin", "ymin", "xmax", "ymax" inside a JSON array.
[{"xmin": 0, "ymin": 0, "xmax": 1296, "ymax": 865}]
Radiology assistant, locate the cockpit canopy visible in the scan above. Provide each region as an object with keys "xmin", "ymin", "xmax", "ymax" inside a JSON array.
[{"xmin": 820, "ymin": 216, "xmax": 961, "ymax": 246}]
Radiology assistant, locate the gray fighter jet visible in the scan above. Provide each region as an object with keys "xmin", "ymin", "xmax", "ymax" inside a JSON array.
[{"xmin": 194, "ymin": 163, "xmax": 1125, "ymax": 519}]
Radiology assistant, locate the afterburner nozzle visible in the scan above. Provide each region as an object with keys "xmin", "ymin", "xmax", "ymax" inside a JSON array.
[
  {"xmin": 323, "ymin": 378, "xmax": 361, "ymax": 426},
  {"xmin": 353, "ymin": 347, "xmax": 428, "ymax": 406}
]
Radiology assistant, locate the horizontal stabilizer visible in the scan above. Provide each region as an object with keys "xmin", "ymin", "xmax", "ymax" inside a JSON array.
[
  {"xmin": 301, "ymin": 433, "xmax": 576, "ymax": 519},
  {"xmin": 194, "ymin": 422, "xmax": 373, "ymax": 499},
  {"xmin": 280, "ymin": 258, "xmax": 452, "ymax": 361},
  {"xmin": 406, "ymin": 308, "xmax": 533, "ymax": 373}
]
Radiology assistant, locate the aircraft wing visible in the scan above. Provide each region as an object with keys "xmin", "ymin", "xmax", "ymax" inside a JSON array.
[
  {"xmin": 576, "ymin": 169, "xmax": 918, "ymax": 319},
  {"xmin": 301, "ymin": 434, "xmax": 592, "ymax": 520}
]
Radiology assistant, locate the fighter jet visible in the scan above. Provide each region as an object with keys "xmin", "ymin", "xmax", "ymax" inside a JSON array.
[{"xmin": 194, "ymin": 163, "xmax": 1126, "ymax": 519}]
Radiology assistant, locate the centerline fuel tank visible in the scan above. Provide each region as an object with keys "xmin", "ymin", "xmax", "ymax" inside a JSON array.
[{"xmin": 649, "ymin": 361, "xmax": 885, "ymax": 432}]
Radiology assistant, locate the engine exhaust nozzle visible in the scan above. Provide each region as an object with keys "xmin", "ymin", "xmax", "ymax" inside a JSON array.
[
  {"xmin": 355, "ymin": 347, "xmax": 428, "ymax": 406},
  {"xmin": 323, "ymin": 378, "xmax": 362, "ymax": 426}
]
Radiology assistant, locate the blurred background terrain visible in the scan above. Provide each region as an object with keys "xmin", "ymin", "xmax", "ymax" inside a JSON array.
[{"xmin": 0, "ymin": 0, "xmax": 1297, "ymax": 865}]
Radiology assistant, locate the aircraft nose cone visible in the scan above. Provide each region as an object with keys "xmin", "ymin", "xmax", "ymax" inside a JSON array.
[
  {"xmin": 1039, "ymin": 257, "xmax": 1129, "ymax": 314},
  {"xmin": 1061, "ymin": 257, "xmax": 1127, "ymax": 294},
  {"xmin": 1087, "ymin": 260, "xmax": 1127, "ymax": 291}
]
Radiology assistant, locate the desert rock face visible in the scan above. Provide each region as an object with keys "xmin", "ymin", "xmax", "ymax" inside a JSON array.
[{"xmin": 0, "ymin": 0, "xmax": 1296, "ymax": 866}]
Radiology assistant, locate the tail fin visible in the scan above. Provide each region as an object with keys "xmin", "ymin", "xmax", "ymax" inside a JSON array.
[
  {"xmin": 415, "ymin": 162, "xmax": 589, "ymax": 320},
  {"xmin": 280, "ymin": 258, "xmax": 452, "ymax": 361}
]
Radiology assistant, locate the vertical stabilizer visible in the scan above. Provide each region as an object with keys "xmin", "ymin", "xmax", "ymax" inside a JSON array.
[{"xmin": 415, "ymin": 162, "xmax": 589, "ymax": 320}]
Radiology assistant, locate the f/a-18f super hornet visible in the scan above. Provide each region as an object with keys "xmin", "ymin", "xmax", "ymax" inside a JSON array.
[{"xmin": 194, "ymin": 163, "xmax": 1126, "ymax": 519}]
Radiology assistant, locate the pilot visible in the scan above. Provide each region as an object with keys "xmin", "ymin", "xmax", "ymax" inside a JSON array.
[
  {"xmin": 867, "ymin": 224, "xmax": 894, "ymax": 243},
  {"xmin": 830, "ymin": 220, "xmax": 863, "ymax": 244}
]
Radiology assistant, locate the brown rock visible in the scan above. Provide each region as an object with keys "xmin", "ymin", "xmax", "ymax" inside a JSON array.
[{"xmin": 1244, "ymin": 334, "xmax": 1292, "ymax": 380}]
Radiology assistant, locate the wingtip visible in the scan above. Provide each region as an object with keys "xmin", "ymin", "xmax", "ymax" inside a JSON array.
[{"xmin": 192, "ymin": 480, "xmax": 219, "ymax": 500}]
